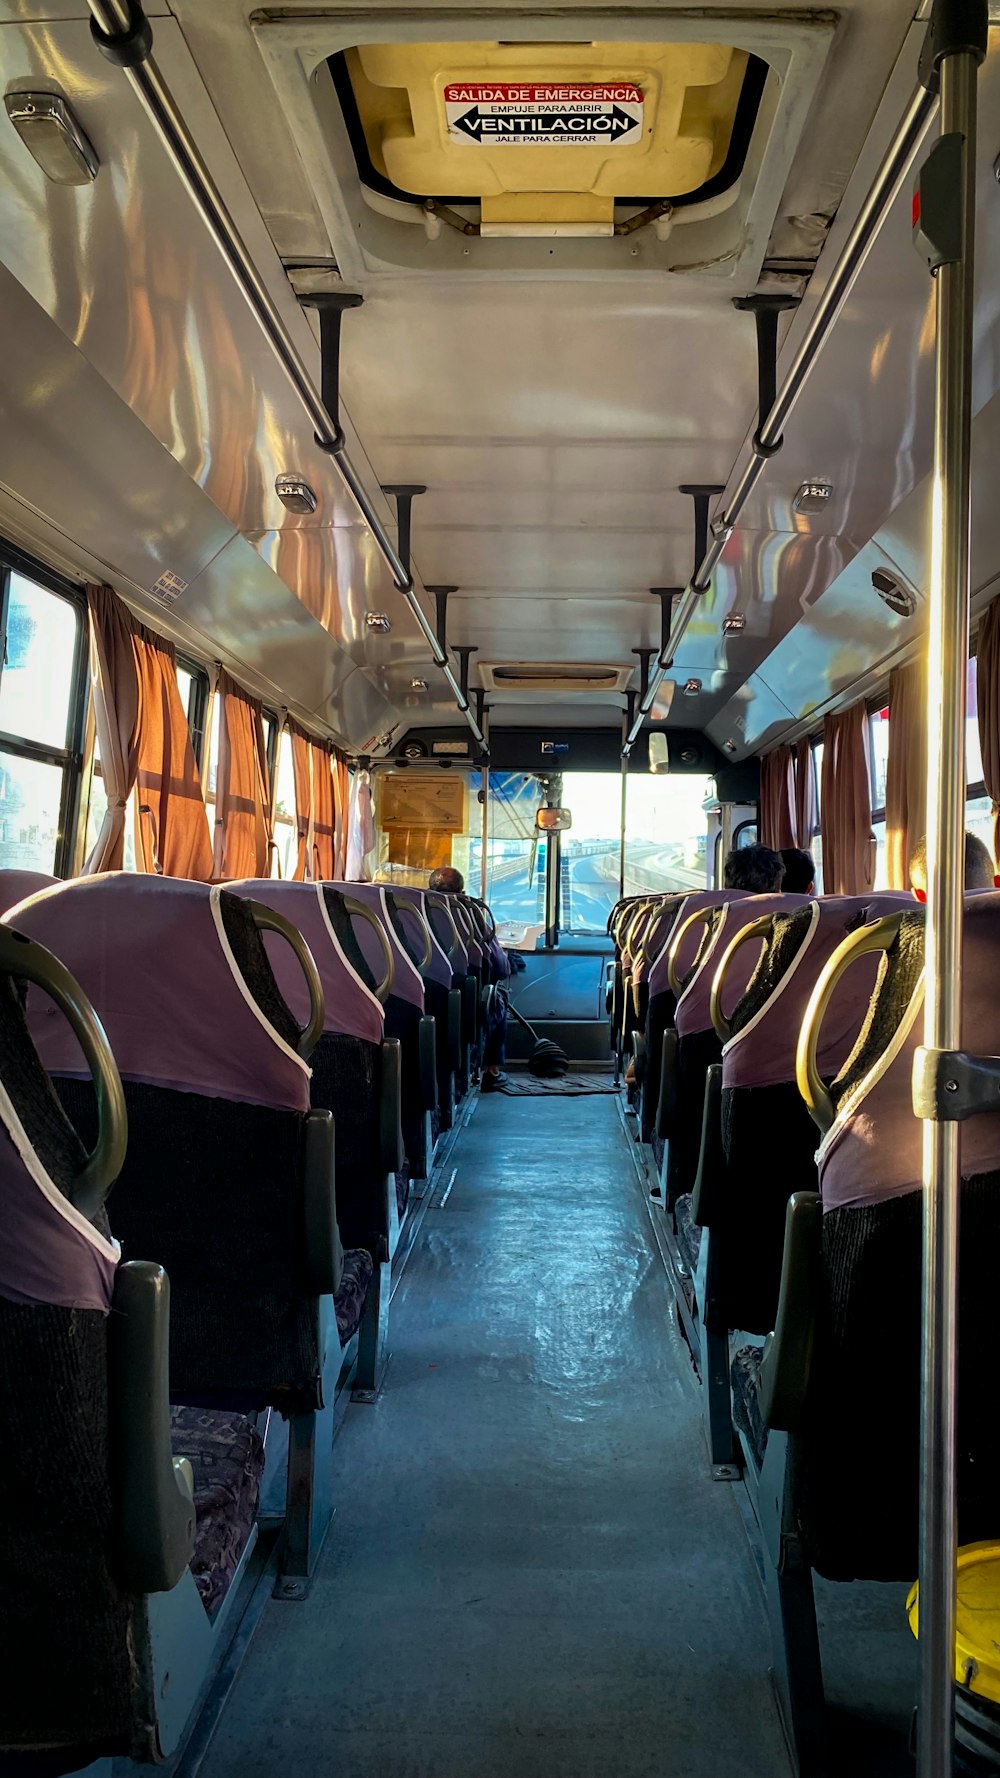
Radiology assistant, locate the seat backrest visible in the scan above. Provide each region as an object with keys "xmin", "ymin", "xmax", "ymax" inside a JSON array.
[
  {"xmin": 675, "ymin": 894, "xmax": 799, "ymax": 1039},
  {"xmin": 6, "ymin": 875, "xmax": 320, "ymax": 1408},
  {"xmin": 0, "ymin": 947, "xmax": 136, "ymax": 1763},
  {"xmin": 394, "ymin": 884, "xmax": 468, "ymax": 979},
  {"xmin": 648, "ymin": 889, "xmax": 747, "ymax": 1002},
  {"xmin": 327, "ymin": 881, "xmax": 425, "ymax": 1011},
  {"xmin": 797, "ymin": 893, "xmax": 1000, "ymax": 1580},
  {"xmin": 232, "ymin": 878, "xmax": 385, "ymax": 1040},
  {"xmin": 0, "ymin": 868, "xmax": 57, "ymax": 915},
  {"xmin": 383, "ymin": 885, "xmax": 454, "ymax": 989},
  {"xmin": 721, "ymin": 893, "xmax": 911, "ymax": 1092}
]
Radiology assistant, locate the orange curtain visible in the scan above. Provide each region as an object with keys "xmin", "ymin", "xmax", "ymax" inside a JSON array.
[
  {"xmin": 820, "ymin": 703, "xmax": 874, "ymax": 895},
  {"xmin": 133, "ymin": 642, "xmax": 213, "ymax": 881},
  {"xmin": 84, "ymin": 585, "xmax": 212, "ymax": 880},
  {"xmin": 213, "ymin": 669, "xmax": 272, "ymax": 880},
  {"xmin": 885, "ymin": 661, "xmax": 928, "ymax": 889},
  {"xmin": 289, "ymin": 722, "xmax": 341, "ymax": 880},
  {"xmin": 977, "ymin": 601, "xmax": 1000, "ymax": 860},
  {"xmin": 793, "ymin": 738, "xmax": 818, "ymax": 849},
  {"xmin": 312, "ymin": 745, "xmax": 336, "ymax": 881},
  {"xmin": 333, "ymin": 754, "xmax": 350, "ymax": 877},
  {"xmin": 84, "ymin": 584, "xmax": 141, "ymax": 872},
  {"xmin": 759, "ymin": 746, "xmax": 796, "ymax": 849},
  {"xmin": 290, "ymin": 722, "xmax": 313, "ymax": 880}
]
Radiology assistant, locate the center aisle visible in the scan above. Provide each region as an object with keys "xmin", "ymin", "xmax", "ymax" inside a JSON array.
[{"xmin": 204, "ymin": 1095, "xmax": 792, "ymax": 1778}]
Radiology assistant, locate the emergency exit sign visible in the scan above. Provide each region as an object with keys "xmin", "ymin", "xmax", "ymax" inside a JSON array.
[{"xmin": 444, "ymin": 83, "xmax": 644, "ymax": 147}]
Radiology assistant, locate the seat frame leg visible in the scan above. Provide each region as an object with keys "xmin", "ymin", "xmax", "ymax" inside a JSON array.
[
  {"xmin": 352, "ymin": 1256, "xmax": 390, "ymax": 1403},
  {"xmin": 759, "ymin": 1431, "xmax": 826, "ymax": 1775},
  {"xmin": 695, "ymin": 1231, "xmax": 740, "ymax": 1478},
  {"xmin": 276, "ymin": 1395, "xmax": 335, "ymax": 1597}
]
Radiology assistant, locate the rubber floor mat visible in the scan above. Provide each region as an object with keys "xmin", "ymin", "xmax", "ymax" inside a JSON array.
[{"xmin": 492, "ymin": 1074, "xmax": 621, "ymax": 1096}]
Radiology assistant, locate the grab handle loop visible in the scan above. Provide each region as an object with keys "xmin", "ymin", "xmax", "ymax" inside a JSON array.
[
  {"xmin": 0, "ymin": 925, "xmax": 127, "ymax": 1219},
  {"xmin": 710, "ymin": 914, "xmax": 774, "ymax": 1043},
  {"xmin": 247, "ymin": 901, "xmax": 325, "ymax": 1058},
  {"xmin": 388, "ymin": 893, "xmax": 432, "ymax": 969},
  {"xmin": 425, "ymin": 892, "xmax": 463, "ymax": 965},
  {"xmin": 667, "ymin": 907, "xmax": 716, "ymax": 998},
  {"xmin": 342, "ymin": 895, "xmax": 394, "ymax": 1003},
  {"xmin": 795, "ymin": 912, "xmax": 905, "ymax": 1134}
]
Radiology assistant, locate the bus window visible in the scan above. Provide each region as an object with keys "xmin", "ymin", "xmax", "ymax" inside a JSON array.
[
  {"xmin": 623, "ymin": 773, "xmax": 713, "ymax": 904},
  {"xmin": 0, "ymin": 571, "xmax": 83, "ymax": 873},
  {"xmin": 474, "ymin": 772, "xmax": 545, "ymax": 925},
  {"xmin": 272, "ymin": 727, "xmax": 297, "ymax": 878}
]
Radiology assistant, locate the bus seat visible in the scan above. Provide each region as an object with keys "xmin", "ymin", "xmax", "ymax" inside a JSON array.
[
  {"xmin": 0, "ymin": 923, "xmax": 261, "ymax": 1766},
  {"xmin": 0, "ymin": 868, "xmax": 57, "ymax": 915},
  {"xmin": 386, "ymin": 885, "xmax": 462, "ymax": 1131},
  {"xmin": 636, "ymin": 893, "xmax": 689, "ymax": 1140},
  {"xmin": 707, "ymin": 893, "xmax": 908, "ymax": 1336},
  {"xmin": 4, "ymin": 874, "xmax": 343, "ymax": 1583},
  {"xmin": 730, "ymin": 895, "xmax": 1000, "ymax": 1774},
  {"xmin": 329, "ymin": 879, "xmax": 436, "ymax": 1185},
  {"xmin": 231, "ymin": 879, "xmax": 398, "ymax": 1394},
  {"xmin": 644, "ymin": 891, "xmax": 745, "ymax": 1170}
]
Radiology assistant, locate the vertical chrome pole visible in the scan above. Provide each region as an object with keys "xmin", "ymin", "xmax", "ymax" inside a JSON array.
[
  {"xmin": 480, "ymin": 765, "xmax": 489, "ymax": 903},
  {"xmin": 720, "ymin": 804, "xmax": 735, "ymax": 889},
  {"xmin": 917, "ymin": 30, "xmax": 981, "ymax": 1778},
  {"xmin": 619, "ymin": 755, "xmax": 628, "ymax": 900}
]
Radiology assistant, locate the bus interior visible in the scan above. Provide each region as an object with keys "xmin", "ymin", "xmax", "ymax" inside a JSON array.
[{"xmin": 0, "ymin": 2, "xmax": 999, "ymax": 1775}]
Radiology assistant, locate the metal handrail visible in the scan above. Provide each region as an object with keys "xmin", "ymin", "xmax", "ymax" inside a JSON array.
[
  {"xmin": 85, "ymin": 0, "xmax": 485, "ymax": 753},
  {"xmin": 623, "ymin": 78, "xmax": 938, "ymax": 755}
]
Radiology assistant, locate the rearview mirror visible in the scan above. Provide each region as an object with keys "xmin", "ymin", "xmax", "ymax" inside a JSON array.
[{"xmin": 536, "ymin": 806, "xmax": 572, "ymax": 833}]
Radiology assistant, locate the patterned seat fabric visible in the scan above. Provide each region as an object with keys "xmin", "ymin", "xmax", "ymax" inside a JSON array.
[
  {"xmin": 731, "ymin": 1345, "xmax": 767, "ymax": 1469},
  {"xmin": 335, "ymin": 1247, "xmax": 374, "ymax": 1345},
  {"xmin": 673, "ymin": 1193, "xmax": 702, "ymax": 1275},
  {"xmin": 169, "ymin": 1408, "xmax": 265, "ymax": 1619},
  {"xmin": 395, "ymin": 1162, "xmax": 411, "ymax": 1220}
]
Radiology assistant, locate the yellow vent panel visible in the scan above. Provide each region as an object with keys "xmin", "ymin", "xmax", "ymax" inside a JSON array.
[{"xmin": 344, "ymin": 40, "xmax": 748, "ymax": 235}]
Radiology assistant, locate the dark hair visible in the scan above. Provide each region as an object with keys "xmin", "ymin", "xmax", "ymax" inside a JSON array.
[
  {"xmin": 723, "ymin": 844, "xmax": 785, "ymax": 893},
  {"xmin": 428, "ymin": 866, "xmax": 465, "ymax": 894},
  {"xmin": 779, "ymin": 847, "xmax": 815, "ymax": 893},
  {"xmin": 910, "ymin": 832, "xmax": 995, "ymax": 893}
]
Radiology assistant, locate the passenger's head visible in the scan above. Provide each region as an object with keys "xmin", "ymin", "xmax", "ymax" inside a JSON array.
[
  {"xmin": 779, "ymin": 847, "xmax": 816, "ymax": 895},
  {"xmin": 909, "ymin": 832, "xmax": 998, "ymax": 901},
  {"xmin": 723, "ymin": 844, "xmax": 785, "ymax": 893},
  {"xmin": 428, "ymin": 866, "xmax": 465, "ymax": 895}
]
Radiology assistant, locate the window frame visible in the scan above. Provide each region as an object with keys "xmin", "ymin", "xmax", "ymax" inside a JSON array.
[{"xmin": 0, "ymin": 542, "xmax": 89, "ymax": 878}]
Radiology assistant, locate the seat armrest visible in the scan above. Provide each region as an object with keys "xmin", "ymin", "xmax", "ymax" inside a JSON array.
[
  {"xmin": 381, "ymin": 1038, "xmax": 404, "ymax": 1177},
  {"xmin": 759, "ymin": 1191, "xmax": 823, "ymax": 1434},
  {"xmin": 108, "ymin": 1261, "xmax": 196, "ymax": 1594},
  {"xmin": 462, "ymin": 973, "xmax": 478, "ymax": 1042},
  {"xmin": 656, "ymin": 1029, "xmax": 679, "ymax": 1141},
  {"xmin": 302, "ymin": 1109, "xmax": 342, "ymax": 1297},
  {"xmin": 419, "ymin": 1014, "xmax": 438, "ymax": 1112},
  {"xmin": 691, "ymin": 1065, "xmax": 724, "ymax": 1229}
]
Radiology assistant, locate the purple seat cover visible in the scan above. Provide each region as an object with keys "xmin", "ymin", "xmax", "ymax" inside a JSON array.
[
  {"xmin": 648, "ymin": 890, "xmax": 747, "ymax": 1004},
  {"xmin": 676, "ymin": 894, "xmax": 807, "ymax": 1039},
  {"xmin": 0, "ymin": 1114, "xmax": 119, "ymax": 1312},
  {"xmin": 819, "ymin": 891, "xmax": 1000, "ymax": 1211},
  {"xmin": 326, "ymin": 881, "xmax": 424, "ymax": 1011},
  {"xmin": 231, "ymin": 880, "xmax": 385, "ymax": 1043},
  {"xmin": 633, "ymin": 897, "xmax": 685, "ymax": 986},
  {"xmin": 391, "ymin": 886, "xmax": 463, "ymax": 983},
  {"xmin": 722, "ymin": 893, "xmax": 912, "ymax": 1091},
  {"xmin": 4, "ymin": 874, "xmax": 311, "ymax": 1113},
  {"xmin": 0, "ymin": 870, "xmax": 57, "ymax": 916}
]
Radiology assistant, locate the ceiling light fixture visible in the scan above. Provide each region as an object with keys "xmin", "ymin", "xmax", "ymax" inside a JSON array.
[
  {"xmin": 871, "ymin": 568, "xmax": 918, "ymax": 618},
  {"xmin": 366, "ymin": 612, "xmax": 391, "ymax": 633},
  {"xmin": 683, "ymin": 678, "xmax": 702, "ymax": 696},
  {"xmin": 410, "ymin": 678, "xmax": 428, "ymax": 690},
  {"xmin": 5, "ymin": 91, "xmax": 99, "ymax": 185},
  {"xmin": 792, "ymin": 479, "xmax": 833, "ymax": 516},
  {"xmin": 274, "ymin": 474, "xmax": 317, "ymax": 515},
  {"xmin": 722, "ymin": 613, "xmax": 746, "ymax": 634}
]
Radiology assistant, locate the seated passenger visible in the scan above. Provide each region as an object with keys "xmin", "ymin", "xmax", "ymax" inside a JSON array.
[
  {"xmin": 429, "ymin": 866, "xmax": 508, "ymax": 1091},
  {"xmin": 779, "ymin": 846, "xmax": 816, "ymax": 894},
  {"xmin": 723, "ymin": 843, "xmax": 785, "ymax": 892},
  {"xmin": 909, "ymin": 830, "xmax": 999, "ymax": 900}
]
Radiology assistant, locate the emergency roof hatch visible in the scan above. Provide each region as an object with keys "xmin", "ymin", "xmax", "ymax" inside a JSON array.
[
  {"xmin": 334, "ymin": 40, "xmax": 760, "ymax": 236},
  {"xmin": 254, "ymin": 13, "xmax": 835, "ymax": 279}
]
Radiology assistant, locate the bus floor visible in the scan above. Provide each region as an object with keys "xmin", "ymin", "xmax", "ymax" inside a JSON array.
[{"xmin": 199, "ymin": 1095, "xmax": 913, "ymax": 1778}]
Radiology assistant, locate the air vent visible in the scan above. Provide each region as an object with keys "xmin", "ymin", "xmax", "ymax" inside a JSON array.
[
  {"xmin": 480, "ymin": 661, "xmax": 635, "ymax": 693},
  {"xmin": 871, "ymin": 568, "xmax": 918, "ymax": 619}
]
